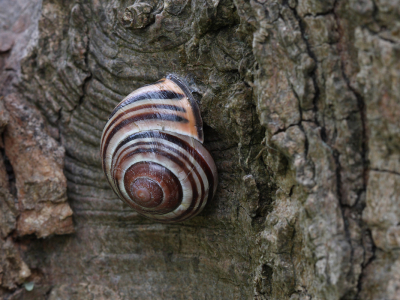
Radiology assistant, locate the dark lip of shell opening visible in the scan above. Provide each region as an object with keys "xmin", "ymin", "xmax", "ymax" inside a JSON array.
[{"xmin": 166, "ymin": 74, "xmax": 203, "ymax": 142}]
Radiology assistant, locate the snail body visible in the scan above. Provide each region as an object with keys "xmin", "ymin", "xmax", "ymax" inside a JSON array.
[{"xmin": 100, "ymin": 75, "xmax": 217, "ymax": 223}]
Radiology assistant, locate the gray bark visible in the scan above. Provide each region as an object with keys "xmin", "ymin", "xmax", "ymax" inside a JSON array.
[{"xmin": 0, "ymin": 0, "xmax": 399, "ymax": 299}]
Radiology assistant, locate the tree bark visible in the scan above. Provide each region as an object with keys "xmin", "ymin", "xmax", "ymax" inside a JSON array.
[{"xmin": 1, "ymin": 0, "xmax": 399, "ymax": 299}]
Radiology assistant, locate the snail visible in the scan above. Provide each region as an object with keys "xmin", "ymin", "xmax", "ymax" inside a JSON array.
[{"xmin": 100, "ymin": 74, "xmax": 218, "ymax": 223}]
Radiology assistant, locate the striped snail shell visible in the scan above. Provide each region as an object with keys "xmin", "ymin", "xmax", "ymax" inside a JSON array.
[{"xmin": 100, "ymin": 75, "xmax": 218, "ymax": 223}]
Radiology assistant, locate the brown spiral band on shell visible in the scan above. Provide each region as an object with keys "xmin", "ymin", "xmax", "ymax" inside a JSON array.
[{"xmin": 100, "ymin": 75, "xmax": 217, "ymax": 223}]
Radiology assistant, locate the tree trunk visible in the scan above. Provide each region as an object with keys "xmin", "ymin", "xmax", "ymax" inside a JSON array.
[{"xmin": 1, "ymin": 0, "xmax": 399, "ymax": 299}]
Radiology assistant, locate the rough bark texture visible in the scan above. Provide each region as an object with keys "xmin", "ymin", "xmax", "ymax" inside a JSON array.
[{"xmin": 0, "ymin": 0, "xmax": 400, "ymax": 299}]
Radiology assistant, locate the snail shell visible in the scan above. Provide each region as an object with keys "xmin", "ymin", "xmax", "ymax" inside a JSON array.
[{"xmin": 100, "ymin": 75, "xmax": 218, "ymax": 223}]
